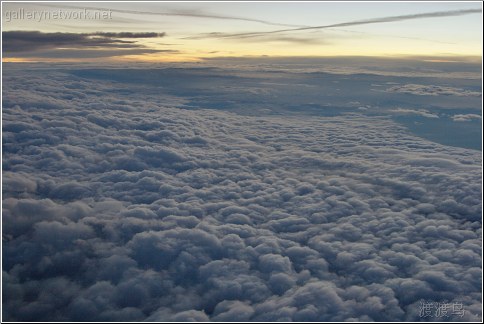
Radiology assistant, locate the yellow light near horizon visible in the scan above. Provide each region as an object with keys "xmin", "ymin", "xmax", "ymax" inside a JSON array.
[
  {"xmin": 3, "ymin": 35, "xmax": 481, "ymax": 63},
  {"xmin": 116, "ymin": 54, "xmax": 202, "ymax": 63}
]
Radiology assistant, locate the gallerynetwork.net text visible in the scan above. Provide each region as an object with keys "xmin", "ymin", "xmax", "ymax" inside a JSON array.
[{"xmin": 4, "ymin": 8, "xmax": 112, "ymax": 22}]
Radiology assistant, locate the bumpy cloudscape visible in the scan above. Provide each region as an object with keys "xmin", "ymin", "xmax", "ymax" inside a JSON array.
[{"xmin": 2, "ymin": 61, "xmax": 482, "ymax": 321}]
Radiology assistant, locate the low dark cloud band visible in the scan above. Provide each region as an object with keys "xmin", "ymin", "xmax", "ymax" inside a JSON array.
[{"xmin": 2, "ymin": 30, "xmax": 169, "ymax": 58}]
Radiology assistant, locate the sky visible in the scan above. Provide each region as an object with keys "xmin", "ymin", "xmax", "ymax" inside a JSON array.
[
  {"xmin": 1, "ymin": 1, "xmax": 483, "ymax": 62},
  {"xmin": 2, "ymin": 2, "xmax": 482, "ymax": 322}
]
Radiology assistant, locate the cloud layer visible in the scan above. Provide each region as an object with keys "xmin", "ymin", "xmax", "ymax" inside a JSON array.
[{"xmin": 2, "ymin": 64, "xmax": 482, "ymax": 321}]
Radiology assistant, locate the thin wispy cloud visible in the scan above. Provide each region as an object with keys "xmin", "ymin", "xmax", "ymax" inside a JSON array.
[
  {"xmin": 37, "ymin": 3, "xmax": 307, "ymax": 28},
  {"xmin": 90, "ymin": 32, "xmax": 166, "ymax": 38},
  {"xmin": 200, "ymin": 9, "xmax": 481, "ymax": 39},
  {"xmin": 186, "ymin": 31, "xmax": 330, "ymax": 45}
]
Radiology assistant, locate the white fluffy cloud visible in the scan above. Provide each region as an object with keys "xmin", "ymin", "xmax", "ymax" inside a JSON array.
[
  {"xmin": 2, "ymin": 64, "xmax": 482, "ymax": 321},
  {"xmin": 385, "ymin": 84, "xmax": 481, "ymax": 97},
  {"xmin": 452, "ymin": 114, "xmax": 482, "ymax": 122},
  {"xmin": 391, "ymin": 108, "xmax": 439, "ymax": 118}
]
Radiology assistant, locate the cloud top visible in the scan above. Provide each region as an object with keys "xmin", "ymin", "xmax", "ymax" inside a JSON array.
[{"xmin": 2, "ymin": 65, "xmax": 482, "ymax": 321}]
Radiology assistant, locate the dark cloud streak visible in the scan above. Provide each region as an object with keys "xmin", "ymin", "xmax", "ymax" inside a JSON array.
[
  {"xmin": 2, "ymin": 30, "xmax": 167, "ymax": 55},
  {"xmin": 90, "ymin": 32, "xmax": 166, "ymax": 38}
]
